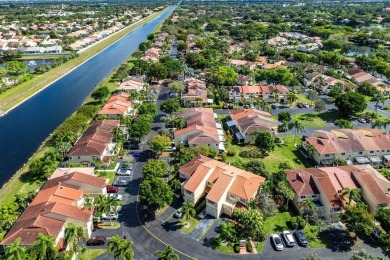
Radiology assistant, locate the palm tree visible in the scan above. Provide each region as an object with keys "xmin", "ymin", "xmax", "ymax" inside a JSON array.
[
  {"xmin": 273, "ymin": 89, "xmax": 281, "ymax": 103},
  {"xmin": 83, "ymin": 196, "xmax": 95, "ymax": 212},
  {"xmin": 100, "ymin": 195, "xmax": 121, "ymax": 226},
  {"xmin": 64, "ymin": 223, "xmax": 85, "ymax": 254},
  {"xmin": 341, "ymin": 187, "xmax": 361, "ymax": 208},
  {"xmin": 288, "ymin": 120, "xmax": 304, "ymax": 144},
  {"xmin": 299, "ymin": 199, "xmax": 317, "ymax": 226},
  {"xmin": 155, "ymin": 245, "xmax": 179, "ymax": 260},
  {"xmin": 372, "ymin": 118, "xmax": 390, "ymax": 130},
  {"xmin": 171, "ymin": 116, "xmax": 185, "ymax": 130},
  {"xmin": 31, "ymin": 234, "xmax": 58, "ymax": 260},
  {"xmin": 5, "ymin": 238, "xmax": 26, "ymax": 260},
  {"xmin": 181, "ymin": 202, "xmax": 196, "ymax": 227},
  {"xmin": 108, "ymin": 235, "xmax": 134, "ymax": 260},
  {"xmin": 287, "ymin": 92, "xmax": 297, "ymax": 107}
]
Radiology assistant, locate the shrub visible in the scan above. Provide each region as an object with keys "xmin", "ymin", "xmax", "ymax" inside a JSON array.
[
  {"xmin": 289, "ymin": 217, "xmax": 298, "ymax": 229},
  {"xmin": 221, "ymin": 152, "xmax": 227, "ymax": 161},
  {"xmin": 298, "ymin": 216, "xmax": 305, "ymax": 229},
  {"xmin": 275, "ymin": 137, "xmax": 282, "ymax": 144},
  {"xmin": 227, "ymin": 150, "xmax": 236, "ymax": 157},
  {"xmin": 233, "ymin": 243, "xmax": 241, "ymax": 253},
  {"xmin": 246, "ymin": 241, "xmax": 253, "ymax": 252},
  {"xmin": 239, "ymin": 148, "xmax": 262, "ymax": 158}
]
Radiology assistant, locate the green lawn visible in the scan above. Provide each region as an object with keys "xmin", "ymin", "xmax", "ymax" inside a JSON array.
[
  {"xmin": 155, "ymin": 203, "xmax": 170, "ymax": 217},
  {"xmin": 292, "ymin": 113, "xmax": 327, "ymax": 127},
  {"xmin": 216, "ymin": 244, "xmax": 235, "ymax": 254},
  {"xmin": 180, "ymin": 216, "xmax": 200, "ymax": 234},
  {"xmin": 226, "ymin": 136, "xmax": 311, "ymax": 172},
  {"xmin": 295, "ymin": 93, "xmax": 311, "ymax": 105},
  {"xmin": 303, "ymin": 223, "xmax": 327, "ymax": 248},
  {"xmin": 79, "ymin": 249, "xmax": 107, "ymax": 260}
]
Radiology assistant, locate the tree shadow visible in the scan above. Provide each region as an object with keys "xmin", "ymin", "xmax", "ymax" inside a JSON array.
[
  {"xmin": 161, "ymin": 220, "xmax": 182, "ymax": 232},
  {"xmin": 274, "ymin": 224, "xmax": 287, "ymax": 232},
  {"xmin": 322, "ymin": 229, "xmax": 355, "ymax": 252},
  {"xmin": 19, "ymin": 171, "xmax": 45, "ymax": 184}
]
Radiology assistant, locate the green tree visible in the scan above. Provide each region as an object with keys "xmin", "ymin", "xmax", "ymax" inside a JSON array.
[
  {"xmin": 341, "ymin": 204, "xmax": 375, "ymax": 239},
  {"xmin": 372, "ymin": 93, "xmax": 387, "ymax": 111},
  {"xmin": 148, "ymin": 135, "xmax": 171, "ymax": 155},
  {"xmin": 288, "ymin": 120, "xmax": 304, "ymax": 144},
  {"xmin": 138, "ymin": 102, "xmax": 158, "ymax": 117},
  {"xmin": 160, "ymin": 99, "xmax": 180, "ymax": 114},
  {"xmin": 278, "ymin": 111, "xmax": 291, "ymax": 123},
  {"xmin": 375, "ymin": 208, "xmax": 390, "ymax": 232},
  {"xmin": 108, "ymin": 235, "xmax": 134, "ymax": 260},
  {"xmin": 149, "ymin": 62, "xmax": 168, "ymax": 80},
  {"xmin": 334, "ymin": 119, "xmax": 353, "ymax": 129},
  {"xmin": 335, "ymin": 92, "xmax": 367, "ymax": 117},
  {"xmin": 299, "ymin": 199, "xmax": 317, "ymax": 226},
  {"xmin": 314, "ymin": 99, "xmax": 326, "ymax": 112},
  {"xmin": 307, "ymin": 90, "xmax": 318, "ymax": 105},
  {"xmin": 4, "ymin": 61, "xmax": 28, "ymax": 75},
  {"xmin": 129, "ymin": 117, "xmax": 152, "ymax": 142},
  {"xmin": 372, "ymin": 118, "xmax": 390, "ymax": 130},
  {"xmin": 351, "ymin": 249, "xmax": 378, "ymax": 260},
  {"xmin": 91, "ymin": 86, "xmax": 110, "ymax": 101},
  {"xmin": 155, "ymin": 245, "xmax": 179, "ymax": 260},
  {"xmin": 140, "ymin": 178, "xmax": 173, "ymax": 212},
  {"xmin": 256, "ymin": 67, "xmax": 295, "ymax": 86},
  {"xmin": 98, "ymin": 195, "xmax": 121, "ymax": 226},
  {"xmin": 357, "ymin": 82, "xmax": 378, "ymax": 97},
  {"xmin": 379, "ymin": 233, "xmax": 390, "ymax": 258},
  {"xmin": 233, "ymin": 208, "xmax": 265, "ymax": 241},
  {"xmin": 252, "ymin": 131, "xmax": 275, "ymax": 155},
  {"xmin": 218, "ymin": 221, "xmax": 237, "ymax": 243},
  {"xmin": 244, "ymin": 160, "xmax": 267, "ymax": 176},
  {"xmin": 209, "ymin": 66, "xmax": 237, "ymax": 85},
  {"xmin": 4, "ymin": 237, "xmax": 26, "ymax": 260},
  {"xmin": 278, "ymin": 181, "xmax": 294, "ymax": 207},
  {"xmin": 64, "ymin": 223, "xmax": 85, "ymax": 253},
  {"xmin": 341, "ymin": 187, "xmax": 361, "ymax": 208},
  {"xmin": 301, "ymin": 252, "xmax": 322, "ymax": 260},
  {"xmin": 31, "ymin": 234, "xmax": 58, "ymax": 260},
  {"xmin": 168, "ymin": 81, "xmax": 184, "ymax": 95},
  {"xmin": 332, "ymin": 158, "xmax": 347, "ymax": 166},
  {"xmin": 181, "ymin": 202, "xmax": 196, "ymax": 226},
  {"xmin": 142, "ymin": 159, "xmax": 168, "ymax": 179}
]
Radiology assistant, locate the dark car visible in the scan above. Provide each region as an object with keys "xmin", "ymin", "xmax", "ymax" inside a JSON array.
[
  {"xmin": 364, "ymin": 117, "xmax": 372, "ymax": 123},
  {"xmin": 294, "ymin": 230, "xmax": 308, "ymax": 246},
  {"xmin": 271, "ymin": 104, "xmax": 278, "ymax": 109},
  {"xmin": 106, "ymin": 185, "xmax": 119, "ymax": 193},
  {"xmin": 86, "ymin": 236, "xmax": 106, "ymax": 246}
]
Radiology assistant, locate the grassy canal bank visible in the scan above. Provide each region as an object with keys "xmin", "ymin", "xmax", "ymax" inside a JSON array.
[{"xmin": 0, "ymin": 8, "xmax": 167, "ymax": 113}]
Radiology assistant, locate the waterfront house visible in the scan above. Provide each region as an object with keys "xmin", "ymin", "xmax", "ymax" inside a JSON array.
[{"xmin": 98, "ymin": 93, "xmax": 136, "ymax": 119}]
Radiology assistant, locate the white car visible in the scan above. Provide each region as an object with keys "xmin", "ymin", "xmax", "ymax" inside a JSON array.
[
  {"xmin": 109, "ymin": 193, "xmax": 123, "ymax": 200},
  {"xmin": 101, "ymin": 213, "xmax": 118, "ymax": 220},
  {"xmin": 117, "ymin": 169, "xmax": 131, "ymax": 176},
  {"xmin": 271, "ymin": 234, "xmax": 284, "ymax": 251},
  {"xmin": 358, "ymin": 118, "xmax": 366, "ymax": 124},
  {"xmin": 282, "ymin": 231, "xmax": 295, "ymax": 247},
  {"xmin": 174, "ymin": 207, "xmax": 183, "ymax": 218}
]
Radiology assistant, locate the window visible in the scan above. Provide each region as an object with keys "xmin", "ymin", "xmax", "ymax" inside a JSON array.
[
  {"xmin": 78, "ymin": 156, "xmax": 81, "ymax": 159},
  {"xmin": 208, "ymin": 144, "xmax": 210, "ymax": 147},
  {"xmin": 325, "ymin": 154, "xmax": 330, "ymax": 157},
  {"xmin": 370, "ymin": 151, "xmax": 374, "ymax": 154},
  {"xmin": 359, "ymin": 152, "xmax": 363, "ymax": 155},
  {"xmin": 185, "ymin": 190, "xmax": 192, "ymax": 195},
  {"xmin": 300, "ymin": 196, "xmax": 306, "ymax": 199},
  {"xmin": 312, "ymin": 195, "xmax": 318, "ymax": 198},
  {"xmin": 68, "ymin": 156, "xmax": 72, "ymax": 160},
  {"xmin": 207, "ymin": 200, "xmax": 215, "ymax": 206},
  {"xmin": 341, "ymin": 153, "xmax": 345, "ymax": 155}
]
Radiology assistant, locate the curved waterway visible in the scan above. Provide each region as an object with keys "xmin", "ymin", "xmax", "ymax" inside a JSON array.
[{"xmin": 0, "ymin": 6, "xmax": 176, "ymax": 187}]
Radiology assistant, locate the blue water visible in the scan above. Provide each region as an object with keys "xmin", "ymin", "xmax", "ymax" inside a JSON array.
[{"xmin": 0, "ymin": 6, "xmax": 176, "ymax": 187}]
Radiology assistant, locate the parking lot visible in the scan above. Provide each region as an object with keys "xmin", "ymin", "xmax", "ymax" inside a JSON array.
[{"xmin": 262, "ymin": 231, "xmax": 308, "ymax": 254}]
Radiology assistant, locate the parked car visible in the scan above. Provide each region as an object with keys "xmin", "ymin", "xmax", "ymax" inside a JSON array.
[
  {"xmin": 372, "ymin": 226, "xmax": 382, "ymax": 240},
  {"xmin": 86, "ymin": 236, "xmax": 106, "ymax": 246},
  {"xmin": 106, "ymin": 185, "xmax": 119, "ymax": 193},
  {"xmin": 116, "ymin": 205, "xmax": 123, "ymax": 213},
  {"xmin": 271, "ymin": 104, "xmax": 278, "ymax": 109},
  {"xmin": 358, "ymin": 118, "xmax": 366, "ymax": 124},
  {"xmin": 279, "ymin": 105, "xmax": 289, "ymax": 109},
  {"xmin": 113, "ymin": 179, "xmax": 128, "ymax": 187},
  {"xmin": 364, "ymin": 117, "xmax": 372, "ymax": 123},
  {"xmin": 132, "ymin": 152, "xmax": 141, "ymax": 157},
  {"xmin": 271, "ymin": 234, "xmax": 284, "ymax": 251},
  {"xmin": 303, "ymin": 103, "xmax": 310, "ymax": 108},
  {"xmin": 101, "ymin": 213, "xmax": 118, "ymax": 220},
  {"xmin": 120, "ymin": 165, "xmax": 132, "ymax": 171},
  {"xmin": 294, "ymin": 230, "xmax": 308, "ymax": 246},
  {"xmin": 117, "ymin": 169, "xmax": 131, "ymax": 176},
  {"xmin": 166, "ymin": 146, "xmax": 176, "ymax": 152},
  {"xmin": 244, "ymin": 104, "xmax": 250, "ymax": 109},
  {"xmin": 297, "ymin": 103, "xmax": 304, "ymax": 108},
  {"xmin": 109, "ymin": 193, "xmax": 123, "ymax": 200},
  {"xmin": 174, "ymin": 207, "xmax": 183, "ymax": 218},
  {"xmin": 282, "ymin": 231, "xmax": 295, "ymax": 247}
]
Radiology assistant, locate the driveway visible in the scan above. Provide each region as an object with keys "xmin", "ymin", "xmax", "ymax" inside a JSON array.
[{"xmin": 188, "ymin": 215, "xmax": 215, "ymax": 240}]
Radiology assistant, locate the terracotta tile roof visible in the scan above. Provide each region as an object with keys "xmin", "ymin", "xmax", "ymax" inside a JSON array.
[
  {"xmin": 31, "ymin": 185, "xmax": 82, "ymax": 206},
  {"xmin": 315, "ymin": 175, "xmax": 343, "ymax": 208},
  {"xmin": 230, "ymin": 109, "xmax": 278, "ymax": 135},
  {"xmin": 306, "ymin": 128, "xmax": 390, "ymax": 155},
  {"xmin": 182, "ymin": 78, "xmax": 207, "ymax": 102},
  {"xmin": 67, "ymin": 120, "xmax": 119, "ymax": 157},
  {"xmin": 286, "ymin": 168, "xmax": 320, "ymax": 196},
  {"xmin": 43, "ymin": 171, "xmax": 107, "ymax": 190},
  {"xmin": 98, "ymin": 93, "xmax": 132, "ymax": 115},
  {"xmin": 182, "ymin": 156, "xmax": 266, "ymax": 203},
  {"xmin": 353, "ymin": 170, "xmax": 389, "ymax": 204}
]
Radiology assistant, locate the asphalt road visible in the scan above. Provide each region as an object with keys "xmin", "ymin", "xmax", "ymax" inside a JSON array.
[{"xmin": 93, "ymin": 86, "xmax": 385, "ymax": 260}]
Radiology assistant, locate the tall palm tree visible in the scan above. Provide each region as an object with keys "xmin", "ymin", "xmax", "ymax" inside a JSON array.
[
  {"xmin": 288, "ymin": 120, "xmax": 304, "ymax": 144},
  {"xmin": 299, "ymin": 199, "xmax": 317, "ymax": 226},
  {"xmin": 372, "ymin": 118, "xmax": 390, "ymax": 130},
  {"xmin": 100, "ymin": 195, "xmax": 121, "ymax": 226},
  {"xmin": 305, "ymin": 143, "xmax": 316, "ymax": 159},
  {"xmin": 181, "ymin": 202, "xmax": 196, "ymax": 226},
  {"xmin": 287, "ymin": 92, "xmax": 297, "ymax": 107},
  {"xmin": 341, "ymin": 187, "xmax": 361, "ymax": 208},
  {"xmin": 273, "ymin": 89, "xmax": 281, "ymax": 103},
  {"xmin": 108, "ymin": 235, "xmax": 134, "ymax": 260},
  {"xmin": 5, "ymin": 237, "xmax": 26, "ymax": 260},
  {"xmin": 64, "ymin": 223, "xmax": 85, "ymax": 253},
  {"xmin": 31, "ymin": 234, "xmax": 58, "ymax": 260},
  {"xmin": 155, "ymin": 245, "xmax": 179, "ymax": 260}
]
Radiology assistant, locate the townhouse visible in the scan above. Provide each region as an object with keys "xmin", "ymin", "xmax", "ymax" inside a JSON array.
[
  {"xmin": 228, "ymin": 59, "xmax": 256, "ymax": 71},
  {"xmin": 348, "ymin": 67, "xmax": 390, "ymax": 94},
  {"xmin": 227, "ymin": 109, "xmax": 278, "ymax": 143},
  {"xmin": 228, "ymin": 84, "xmax": 290, "ymax": 103},
  {"xmin": 181, "ymin": 78, "xmax": 211, "ymax": 107},
  {"xmin": 304, "ymin": 128, "xmax": 390, "ymax": 166},
  {"xmin": 65, "ymin": 120, "xmax": 120, "ymax": 166},
  {"xmin": 174, "ymin": 108, "xmax": 225, "ymax": 153},
  {"xmin": 180, "ymin": 155, "xmax": 266, "ymax": 218},
  {"xmin": 0, "ymin": 171, "xmax": 107, "ymax": 250},
  {"xmin": 98, "ymin": 92, "xmax": 136, "ymax": 119},
  {"xmin": 304, "ymin": 72, "xmax": 348, "ymax": 93},
  {"xmin": 236, "ymin": 75, "xmax": 253, "ymax": 86},
  {"xmin": 116, "ymin": 76, "xmax": 146, "ymax": 93},
  {"xmin": 286, "ymin": 165, "xmax": 390, "ymax": 222}
]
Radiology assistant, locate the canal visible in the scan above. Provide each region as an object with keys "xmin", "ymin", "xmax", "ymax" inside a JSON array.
[{"xmin": 0, "ymin": 6, "xmax": 176, "ymax": 187}]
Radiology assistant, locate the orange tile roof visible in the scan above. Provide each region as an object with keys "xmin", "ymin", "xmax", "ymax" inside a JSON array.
[
  {"xmin": 353, "ymin": 171, "xmax": 389, "ymax": 204},
  {"xmin": 98, "ymin": 93, "xmax": 132, "ymax": 115},
  {"xmin": 207, "ymin": 173, "xmax": 234, "ymax": 203}
]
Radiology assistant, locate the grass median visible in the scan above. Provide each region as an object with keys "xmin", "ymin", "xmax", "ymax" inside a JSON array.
[{"xmin": 0, "ymin": 8, "xmax": 167, "ymax": 112}]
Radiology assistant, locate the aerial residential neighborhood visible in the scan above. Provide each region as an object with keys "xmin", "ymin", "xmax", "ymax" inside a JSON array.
[{"xmin": 0, "ymin": 1, "xmax": 389, "ymax": 260}]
